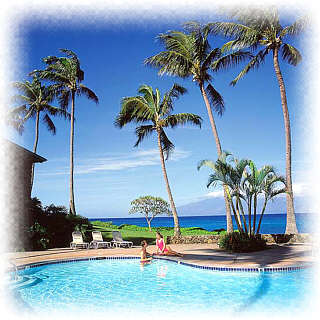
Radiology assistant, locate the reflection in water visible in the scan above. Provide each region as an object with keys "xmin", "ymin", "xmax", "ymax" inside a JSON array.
[
  {"xmin": 236, "ymin": 272, "xmax": 270, "ymax": 313},
  {"xmin": 157, "ymin": 265, "xmax": 168, "ymax": 278}
]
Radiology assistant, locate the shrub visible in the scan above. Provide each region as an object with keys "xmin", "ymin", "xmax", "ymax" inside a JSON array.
[
  {"xmin": 218, "ymin": 232, "xmax": 267, "ymax": 253},
  {"xmin": 25, "ymin": 198, "xmax": 93, "ymax": 250}
]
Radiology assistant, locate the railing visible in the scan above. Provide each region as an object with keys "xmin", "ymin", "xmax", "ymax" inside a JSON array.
[{"xmin": 9, "ymin": 260, "xmax": 19, "ymax": 281}]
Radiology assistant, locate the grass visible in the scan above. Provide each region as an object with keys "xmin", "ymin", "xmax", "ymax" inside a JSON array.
[{"xmin": 91, "ymin": 220, "xmax": 225, "ymax": 245}]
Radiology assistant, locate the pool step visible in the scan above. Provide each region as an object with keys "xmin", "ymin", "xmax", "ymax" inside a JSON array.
[{"xmin": 9, "ymin": 276, "xmax": 42, "ymax": 290}]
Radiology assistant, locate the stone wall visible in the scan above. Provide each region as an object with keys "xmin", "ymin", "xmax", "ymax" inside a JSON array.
[
  {"xmin": 261, "ymin": 233, "xmax": 312, "ymax": 244},
  {"xmin": 167, "ymin": 235, "xmax": 220, "ymax": 244},
  {"xmin": 167, "ymin": 233, "xmax": 312, "ymax": 245}
]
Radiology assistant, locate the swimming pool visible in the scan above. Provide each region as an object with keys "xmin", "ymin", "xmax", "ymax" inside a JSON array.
[{"xmin": 9, "ymin": 258, "xmax": 313, "ymax": 317}]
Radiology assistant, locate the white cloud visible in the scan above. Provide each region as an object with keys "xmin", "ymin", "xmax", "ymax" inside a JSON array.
[
  {"xmin": 201, "ymin": 181, "xmax": 309, "ymax": 200},
  {"xmin": 204, "ymin": 190, "xmax": 224, "ymax": 198},
  {"xmin": 37, "ymin": 148, "xmax": 191, "ymax": 176}
]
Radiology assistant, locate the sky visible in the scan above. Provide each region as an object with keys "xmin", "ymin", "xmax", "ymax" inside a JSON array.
[{"xmin": 7, "ymin": 11, "xmax": 310, "ymax": 218}]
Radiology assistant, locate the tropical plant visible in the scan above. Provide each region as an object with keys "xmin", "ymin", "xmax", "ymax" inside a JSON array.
[
  {"xmin": 129, "ymin": 195, "xmax": 172, "ymax": 231},
  {"xmin": 115, "ymin": 83, "xmax": 202, "ymax": 236},
  {"xmin": 10, "ymin": 76, "xmax": 69, "ymax": 190},
  {"xmin": 31, "ymin": 49, "xmax": 99, "ymax": 215},
  {"xmin": 218, "ymin": 231, "xmax": 267, "ymax": 253},
  {"xmin": 198, "ymin": 151, "xmax": 286, "ymax": 235},
  {"xmin": 144, "ymin": 22, "xmax": 252, "ymax": 233},
  {"xmin": 209, "ymin": 7, "xmax": 306, "ymax": 234}
]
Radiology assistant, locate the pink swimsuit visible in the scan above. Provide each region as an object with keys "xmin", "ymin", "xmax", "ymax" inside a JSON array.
[{"xmin": 156, "ymin": 238, "xmax": 168, "ymax": 254}]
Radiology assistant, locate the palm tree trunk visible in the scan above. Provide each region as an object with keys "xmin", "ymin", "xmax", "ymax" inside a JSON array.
[
  {"xmin": 156, "ymin": 128, "xmax": 181, "ymax": 236},
  {"xmin": 273, "ymin": 47, "xmax": 298, "ymax": 234},
  {"xmin": 238, "ymin": 197, "xmax": 248, "ymax": 234},
  {"xmin": 69, "ymin": 91, "xmax": 76, "ymax": 215},
  {"xmin": 256, "ymin": 198, "xmax": 268, "ymax": 235},
  {"xmin": 199, "ymin": 82, "xmax": 233, "ymax": 233},
  {"xmin": 252, "ymin": 194, "xmax": 257, "ymax": 234},
  {"xmin": 248, "ymin": 195, "xmax": 252, "ymax": 236},
  {"xmin": 30, "ymin": 110, "xmax": 40, "ymax": 192}
]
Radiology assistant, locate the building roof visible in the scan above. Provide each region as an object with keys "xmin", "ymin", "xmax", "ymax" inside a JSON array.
[{"xmin": 5, "ymin": 139, "xmax": 47, "ymax": 163}]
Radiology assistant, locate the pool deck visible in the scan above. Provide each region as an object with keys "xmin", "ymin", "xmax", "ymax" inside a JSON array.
[{"xmin": 7, "ymin": 243, "xmax": 315, "ymax": 269}]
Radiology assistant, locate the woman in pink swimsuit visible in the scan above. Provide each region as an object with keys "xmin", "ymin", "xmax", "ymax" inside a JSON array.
[{"xmin": 155, "ymin": 232, "xmax": 183, "ymax": 257}]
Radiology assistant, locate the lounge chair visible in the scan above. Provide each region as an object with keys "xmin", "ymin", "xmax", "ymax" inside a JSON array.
[
  {"xmin": 111, "ymin": 231, "xmax": 133, "ymax": 248},
  {"xmin": 70, "ymin": 231, "xmax": 89, "ymax": 249},
  {"xmin": 90, "ymin": 231, "xmax": 112, "ymax": 249}
]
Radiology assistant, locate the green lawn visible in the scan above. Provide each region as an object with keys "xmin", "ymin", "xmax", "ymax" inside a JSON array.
[{"xmin": 91, "ymin": 220, "xmax": 225, "ymax": 245}]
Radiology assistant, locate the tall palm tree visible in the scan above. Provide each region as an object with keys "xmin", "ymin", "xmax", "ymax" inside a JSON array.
[
  {"xmin": 31, "ymin": 49, "xmax": 99, "ymax": 215},
  {"xmin": 145, "ymin": 22, "xmax": 251, "ymax": 233},
  {"xmin": 10, "ymin": 76, "xmax": 69, "ymax": 191},
  {"xmin": 210, "ymin": 7, "xmax": 306, "ymax": 234},
  {"xmin": 115, "ymin": 83, "xmax": 202, "ymax": 236}
]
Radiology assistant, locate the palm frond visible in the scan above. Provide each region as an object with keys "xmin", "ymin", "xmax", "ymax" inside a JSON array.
[
  {"xmin": 230, "ymin": 48, "xmax": 269, "ymax": 86},
  {"xmin": 211, "ymin": 50, "xmax": 253, "ymax": 72},
  {"xmin": 144, "ymin": 51, "xmax": 192, "ymax": 78},
  {"xmin": 57, "ymin": 89, "xmax": 71, "ymax": 110},
  {"xmin": 160, "ymin": 113, "xmax": 202, "ymax": 128},
  {"xmin": 160, "ymin": 83, "xmax": 187, "ymax": 115},
  {"xmin": 281, "ymin": 44, "xmax": 302, "ymax": 66},
  {"xmin": 42, "ymin": 114, "xmax": 56, "ymax": 135},
  {"xmin": 205, "ymin": 83, "xmax": 225, "ymax": 116},
  {"xmin": 159, "ymin": 129, "xmax": 175, "ymax": 160},
  {"xmin": 161, "ymin": 113, "xmax": 202, "ymax": 129},
  {"xmin": 134, "ymin": 125, "xmax": 155, "ymax": 147},
  {"xmin": 208, "ymin": 21, "xmax": 254, "ymax": 38},
  {"xmin": 280, "ymin": 16, "xmax": 308, "ymax": 37},
  {"xmin": 78, "ymin": 84, "xmax": 99, "ymax": 103},
  {"xmin": 115, "ymin": 96, "xmax": 154, "ymax": 128},
  {"xmin": 197, "ymin": 159, "xmax": 216, "ymax": 171}
]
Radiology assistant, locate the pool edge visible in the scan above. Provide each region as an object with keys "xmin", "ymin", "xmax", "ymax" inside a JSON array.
[{"xmin": 10, "ymin": 256, "xmax": 313, "ymax": 273}]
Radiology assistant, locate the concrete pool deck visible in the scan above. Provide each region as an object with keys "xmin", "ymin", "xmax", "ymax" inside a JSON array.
[{"xmin": 7, "ymin": 243, "xmax": 315, "ymax": 269}]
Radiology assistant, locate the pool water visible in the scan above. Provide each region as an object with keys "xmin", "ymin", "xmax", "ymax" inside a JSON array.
[{"xmin": 10, "ymin": 259, "xmax": 313, "ymax": 317}]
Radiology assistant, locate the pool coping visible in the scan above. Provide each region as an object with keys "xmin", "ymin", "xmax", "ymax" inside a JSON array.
[{"xmin": 9, "ymin": 255, "xmax": 314, "ymax": 273}]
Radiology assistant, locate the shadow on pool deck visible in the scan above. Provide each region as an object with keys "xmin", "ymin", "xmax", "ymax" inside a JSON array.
[{"xmin": 179, "ymin": 244, "xmax": 313, "ymax": 267}]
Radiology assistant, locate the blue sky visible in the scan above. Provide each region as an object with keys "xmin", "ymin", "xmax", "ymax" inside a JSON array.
[{"xmin": 8, "ymin": 14, "xmax": 308, "ymax": 218}]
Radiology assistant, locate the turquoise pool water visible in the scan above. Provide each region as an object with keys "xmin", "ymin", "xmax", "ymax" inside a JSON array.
[{"xmin": 10, "ymin": 259, "xmax": 313, "ymax": 317}]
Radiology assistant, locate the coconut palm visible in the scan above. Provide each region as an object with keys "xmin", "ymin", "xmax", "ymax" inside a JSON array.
[
  {"xmin": 198, "ymin": 151, "xmax": 286, "ymax": 235},
  {"xmin": 31, "ymin": 49, "xmax": 99, "ymax": 215},
  {"xmin": 115, "ymin": 83, "xmax": 202, "ymax": 236},
  {"xmin": 145, "ymin": 22, "xmax": 252, "ymax": 233},
  {"xmin": 209, "ymin": 8, "xmax": 306, "ymax": 234},
  {"xmin": 10, "ymin": 76, "xmax": 69, "ymax": 191}
]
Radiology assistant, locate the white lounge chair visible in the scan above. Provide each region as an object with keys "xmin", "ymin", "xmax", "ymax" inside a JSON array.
[
  {"xmin": 70, "ymin": 231, "xmax": 89, "ymax": 249},
  {"xmin": 90, "ymin": 231, "xmax": 112, "ymax": 249},
  {"xmin": 111, "ymin": 231, "xmax": 133, "ymax": 248}
]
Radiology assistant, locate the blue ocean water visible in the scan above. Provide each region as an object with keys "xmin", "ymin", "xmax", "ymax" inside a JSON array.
[{"xmin": 90, "ymin": 213, "xmax": 313, "ymax": 234}]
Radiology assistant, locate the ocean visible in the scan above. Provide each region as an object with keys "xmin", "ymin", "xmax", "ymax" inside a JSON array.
[{"xmin": 89, "ymin": 213, "xmax": 313, "ymax": 234}]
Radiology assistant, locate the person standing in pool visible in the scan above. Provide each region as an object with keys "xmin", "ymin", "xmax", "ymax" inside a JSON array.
[
  {"xmin": 140, "ymin": 240, "xmax": 153, "ymax": 264},
  {"xmin": 155, "ymin": 232, "xmax": 183, "ymax": 257}
]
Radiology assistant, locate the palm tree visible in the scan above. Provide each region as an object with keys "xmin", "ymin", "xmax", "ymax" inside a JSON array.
[
  {"xmin": 256, "ymin": 173, "xmax": 287, "ymax": 234},
  {"xmin": 31, "ymin": 49, "xmax": 99, "ymax": 215},
  {"xmin": 209, "ymin": 8, "xmax": 306, "ymax": 234},
  {"xmin": 198, "ymin": 151, "xmax": 286, "ymax": 235},
  {"xmin": 11, "ymin": 76, "xmax": 69, "ymax": 191},
  {"xmin": 115, "ymin": 84, "xmax": 202, "ymax": 236},
  {"xmin": 144, "ymin": 22, "xmax": 251, "ymax": 233}
]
